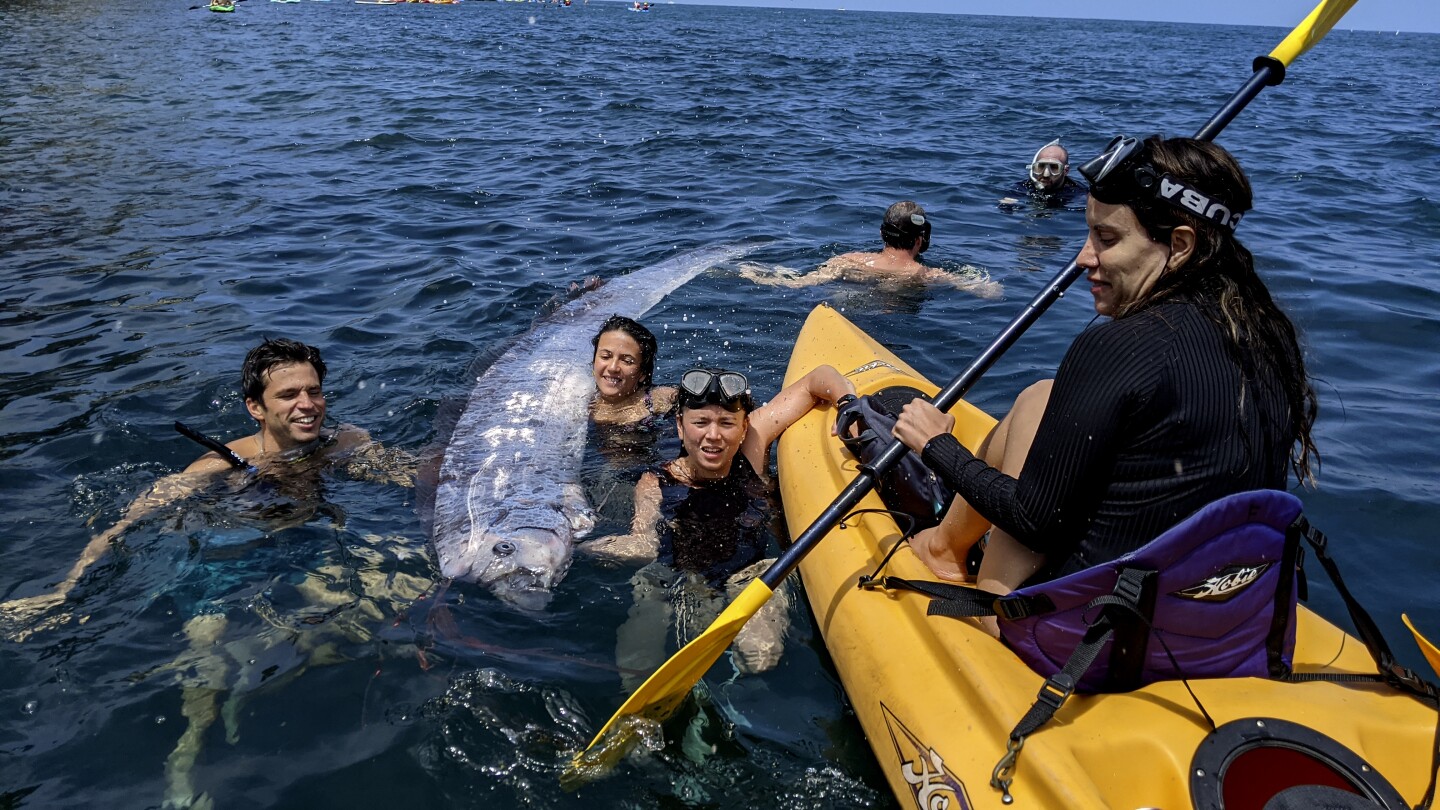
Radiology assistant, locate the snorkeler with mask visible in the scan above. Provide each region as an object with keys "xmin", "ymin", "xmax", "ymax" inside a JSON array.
[{"xmin": 1000, "ymin": 138, "xmax": 1085, "ymax": 209}]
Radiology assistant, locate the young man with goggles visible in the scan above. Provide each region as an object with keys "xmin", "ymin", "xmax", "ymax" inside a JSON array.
[{"xmin": 582, "ymin": 363, "xmax": 853, "ymax": 681}]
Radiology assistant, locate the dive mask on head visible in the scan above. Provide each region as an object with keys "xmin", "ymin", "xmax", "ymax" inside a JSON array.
[
  {"xmin": 1080, "ymin": 135, "xmax": 1246, "ymax": 231},
  {"xmin": 679, "ymin": 368, "xmax": 752, "ymax": 411},
  {"xmin": 880, "ymin": 212, "xmax": 932, "ymax": 253}
]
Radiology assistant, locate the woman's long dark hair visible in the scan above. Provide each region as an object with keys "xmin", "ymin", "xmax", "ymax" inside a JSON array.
[{"xmin": 1121, "ymin": 136, "xmax": 1319, "ymax": 485}]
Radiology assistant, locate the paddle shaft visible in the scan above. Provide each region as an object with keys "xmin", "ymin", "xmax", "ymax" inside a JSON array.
[{"xmin": 762, "ymin": 57, "xmax": 1289, "ymax": 592}]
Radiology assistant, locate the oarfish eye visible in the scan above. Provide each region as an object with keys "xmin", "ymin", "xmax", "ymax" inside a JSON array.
[{"xmin": 493, "ymin": 541, "xmax": 516, "ymax": 557}]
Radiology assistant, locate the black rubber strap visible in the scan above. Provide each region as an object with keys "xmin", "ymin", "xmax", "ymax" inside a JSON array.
[{"xmin": 173, "ymin": 421, "xmax": 251, "ymax": 471}]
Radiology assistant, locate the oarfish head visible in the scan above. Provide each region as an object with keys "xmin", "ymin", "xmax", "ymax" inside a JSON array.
[{"xmin": 438, "ymin": 504, "xmax": 590, "ymax": 611}]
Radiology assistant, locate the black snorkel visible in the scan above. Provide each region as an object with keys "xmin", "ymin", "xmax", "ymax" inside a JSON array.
[{"xmin": 173, "ymin": 421, "xmax": 257, "ymax": 474}]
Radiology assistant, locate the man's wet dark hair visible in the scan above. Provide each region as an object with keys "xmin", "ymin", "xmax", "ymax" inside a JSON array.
[
  {"xmin": 591, "ymin": 315, "xmax": 659, "ymax": 388},
  {"xmin": 880, "ymin": 201, "xmax": 931, "ymax": 252},
  {"xmin": 241, "ymin": 338, "xmax": 327, "ymax": 402}
]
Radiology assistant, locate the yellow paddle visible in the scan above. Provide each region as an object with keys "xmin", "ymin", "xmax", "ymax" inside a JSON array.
[
  {"xmin": 1403, "ymin": 614, "xmax": 1440, "ymax": 680},
  {"xmin": 571, "ymin": 0, "xmax": 1361, "ymax": 773}
]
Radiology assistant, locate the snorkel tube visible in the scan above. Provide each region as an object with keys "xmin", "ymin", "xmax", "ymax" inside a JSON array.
[{"xmin": 173, "ymin": 421, "xmax": 257, "ymax": 474}]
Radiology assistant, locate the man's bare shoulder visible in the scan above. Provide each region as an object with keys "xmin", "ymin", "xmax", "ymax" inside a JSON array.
[{"xmin": 181, "ymin": 433, "xmax": 258, "ymax": 475}]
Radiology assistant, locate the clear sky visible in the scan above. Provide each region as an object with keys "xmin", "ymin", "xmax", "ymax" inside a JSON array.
[{"xmin": 657, "ymin": 0, "xmax": 1440, "ymax": 34}]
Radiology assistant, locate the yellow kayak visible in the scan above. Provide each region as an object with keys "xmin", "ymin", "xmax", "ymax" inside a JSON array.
[{"xmin": 777, "ymin": 303, "xmax": 1435, "ymax": 809}]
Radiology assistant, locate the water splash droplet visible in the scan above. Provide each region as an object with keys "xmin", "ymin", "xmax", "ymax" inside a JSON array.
[{"xmin": 21, "ymin": 700, "xmax": 38, "ymax": 715}]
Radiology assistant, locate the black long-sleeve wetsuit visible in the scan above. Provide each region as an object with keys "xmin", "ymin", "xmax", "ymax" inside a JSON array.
[{"xmin": 921, "ymin": 294, "xmax": 1292, "ymax": 579}]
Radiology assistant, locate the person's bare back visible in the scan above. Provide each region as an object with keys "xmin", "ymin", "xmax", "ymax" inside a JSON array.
[{"xmin": 738, "ymin": 201, "xmax": 1002, "ymax": 299}]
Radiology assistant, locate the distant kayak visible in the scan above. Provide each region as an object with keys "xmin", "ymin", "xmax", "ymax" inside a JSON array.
[{"xmin": 209, "ymin": 3, "xmax": 235, "ymax": 10}]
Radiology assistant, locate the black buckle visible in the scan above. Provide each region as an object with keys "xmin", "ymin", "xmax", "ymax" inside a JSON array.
[
  {"xmin": 994, "ymin": 596, "xmax": 1029, "ymax": 621},
  {"xmin": 1036, "ymin": 673, "xmax": 1075, "ymax": 711},
  {"xmin": 1113, "ymin": 568, "xmax": 1147, "ymax": 605}
]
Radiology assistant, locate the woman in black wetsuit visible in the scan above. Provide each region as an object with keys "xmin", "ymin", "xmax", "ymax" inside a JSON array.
[
  {"xmin": 893, "ymin": 136, "xmax": 1318, "ymax": 633},
  {"xmin": 582, "ymin": 363, "xmax": 854, "ymax": 684}
]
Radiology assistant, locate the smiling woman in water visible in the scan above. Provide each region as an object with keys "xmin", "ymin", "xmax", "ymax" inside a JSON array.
[{"xmin": 589, "ymin": 315, "xmax": 678, "ymax": 431}]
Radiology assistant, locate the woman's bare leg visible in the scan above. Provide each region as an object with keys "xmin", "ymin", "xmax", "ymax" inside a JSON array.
[
  {"xmin": 908, "ymin": 380, "xmax": 1054, "ymax": 587},
  {"xmin": 970, "ymin": 380, "xmax": 1053, "ymax": 635}
]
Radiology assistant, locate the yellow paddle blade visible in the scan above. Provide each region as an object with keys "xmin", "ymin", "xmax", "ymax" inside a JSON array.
[
  {"xmin": 1268, "ymin": 0, "xmax": 1359, "ymax": 67},
  {"xmin": 579, "ymin": 577, "xmax": 774, "ymax": 754},
  {"xmin": 1402, "ymin": 614, "xmax": 1440, "ymax": 680}
]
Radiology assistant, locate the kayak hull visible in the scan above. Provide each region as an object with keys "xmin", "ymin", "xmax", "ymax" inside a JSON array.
[{"xmin": 777, "ymin": 303, "xmax": 1433, "ymax": 809}]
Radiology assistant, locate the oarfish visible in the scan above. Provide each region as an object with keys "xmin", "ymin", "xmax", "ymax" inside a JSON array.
[{"xmin": 431, "ymin": 243, "xmax": 757, "ymax": 610}]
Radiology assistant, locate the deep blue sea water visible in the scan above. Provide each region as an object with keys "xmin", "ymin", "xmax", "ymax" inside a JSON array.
[{"xmin": 2, "ymin": 1, "xmax": 1438, "ymax": 807}]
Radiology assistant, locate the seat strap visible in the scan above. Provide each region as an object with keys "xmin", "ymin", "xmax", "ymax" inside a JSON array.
[
  {"xmin": 871, "ymin": 575, "xmax": 1057, "ymax": 621},
  {"xmin": 1292, "ymin": 516, "xmax": 1440, "ymax": 808},
  {"xmin": 990, "ymin": 568, "xmax": 1149, "ymax": 804}
]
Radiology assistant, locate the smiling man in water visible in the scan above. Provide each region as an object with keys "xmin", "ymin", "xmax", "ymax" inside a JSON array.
[{"xmin": 0, "ymin": 336, "xmax": 419, "ymax": 809}]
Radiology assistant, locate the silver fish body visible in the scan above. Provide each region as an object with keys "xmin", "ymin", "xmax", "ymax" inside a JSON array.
[{"xmin": 431, "ymin": 244, "xmax": 756, "ymax": 609}]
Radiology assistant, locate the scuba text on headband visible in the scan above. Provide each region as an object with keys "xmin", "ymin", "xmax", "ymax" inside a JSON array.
[
  {"xmin": 679, "ymin": 369, "xmax": 752, "ymax": 410},
  {"xmin": 880, "ymin": 212, "xmax": 932, "ymax": 254},
  {"xmin": 1079, "ymin": 135, "xmax": 1247, "ymax": 231}
]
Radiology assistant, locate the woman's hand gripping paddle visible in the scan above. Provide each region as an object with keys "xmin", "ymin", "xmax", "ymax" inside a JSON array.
[{"xmin": 568, "ymin": 0, "xmax": 1360, "ymax": 777}]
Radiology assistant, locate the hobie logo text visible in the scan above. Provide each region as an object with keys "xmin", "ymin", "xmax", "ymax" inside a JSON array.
[{"xmin": 1175, "ymin": 563, "xmax": 1271, "ymax": 602}]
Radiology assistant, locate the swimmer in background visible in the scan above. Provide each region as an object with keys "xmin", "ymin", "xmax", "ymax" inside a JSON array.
[
  {"xmin": 1000, "ymin": 138, "xmax": 1085, "ymax": 209},
  {"xmin": 739, "ymin": 201, "xmax": 1002, "ymax": 298}
]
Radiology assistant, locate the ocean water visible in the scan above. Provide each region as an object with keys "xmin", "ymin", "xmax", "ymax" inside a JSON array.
[{"xmin": 2, "ymin": 1, "xmax": 1438, "ymax": 807}]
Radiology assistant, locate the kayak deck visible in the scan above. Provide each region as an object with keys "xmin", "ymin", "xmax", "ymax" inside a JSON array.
[{"xmin": 776, "ymin": 303, "xmax": 1434, "ymax": 809}]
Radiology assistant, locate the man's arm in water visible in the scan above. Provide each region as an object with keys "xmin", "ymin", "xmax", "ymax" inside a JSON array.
[
  {"xmin": 922, "ymin": 266, "xmax": 1004, "ymax": 299},
  {"xmin": 0, "ymin": 454, "xmax": 232, "ymax": 633},
  {"xmin": 330, "ymin": 425, "xmax": 418, "ymax": 487},
  {"xmin": 738, "ymin": 259, "xmax": 846, "ymax": 288}
]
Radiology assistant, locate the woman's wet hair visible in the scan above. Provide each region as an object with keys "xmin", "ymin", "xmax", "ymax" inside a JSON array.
[
  {"xmin": 1121, "ymin": 136, "xmax": 1318, "ymax": 484},
  {"xmin": 591, "ymin": 315, "xmax": 658, "ymax": 388},
  {"xmin": 241, "ymin": 338, "xmax": 327, "ymax": 402}
]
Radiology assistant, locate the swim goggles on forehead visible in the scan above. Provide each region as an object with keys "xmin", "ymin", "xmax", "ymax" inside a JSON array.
[
  {"xmin": 880, "ymin": 212, "xmax": 932, "ymax": 253},
  {"xmin": 679, "ymin": 369, "xmax": 750, "ymax": 405},
  {"xmin": 1079, "ymin": 135, "xmax": 1246, "ymax": 231}
]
